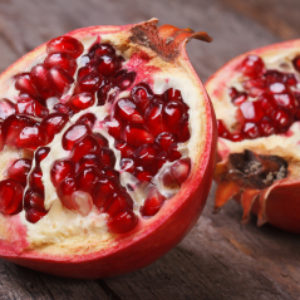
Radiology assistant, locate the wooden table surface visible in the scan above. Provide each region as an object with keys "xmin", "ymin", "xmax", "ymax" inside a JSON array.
[{"xmin": 0, "ymin": 0, "xmax": 299, "ymax": 299}]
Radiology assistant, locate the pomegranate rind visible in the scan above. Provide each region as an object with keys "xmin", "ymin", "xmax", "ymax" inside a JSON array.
[
  {"xmin": 0, "ymin": 19, "xmax": 216, "ymax": 278},
  {"xmin": 206, "ymin": 39, "xmax": 300, "ymax": 233}
]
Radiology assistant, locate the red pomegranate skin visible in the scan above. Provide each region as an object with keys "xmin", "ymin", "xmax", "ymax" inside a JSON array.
[{"xmin": 0, "ymin": 19, "xmax": 216, "ymax": 278}]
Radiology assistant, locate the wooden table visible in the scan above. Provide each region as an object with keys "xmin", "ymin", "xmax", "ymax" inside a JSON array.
[{"xmin": 0, "ymin": 0, "xmax": 299, "ymax": 299}]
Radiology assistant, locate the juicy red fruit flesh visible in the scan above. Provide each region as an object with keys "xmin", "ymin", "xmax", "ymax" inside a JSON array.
[
  {"xmin": 0, "ymin": 36, "xmax": 193, "ymax": 235},
  {"xmin": 218, "ymin": 54, "xmax": 300, "ymax": 141}
]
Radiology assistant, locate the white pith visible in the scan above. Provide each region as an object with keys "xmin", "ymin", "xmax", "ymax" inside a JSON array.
[
  {"xmin": 207, "ymin": 45, "xmax": 300, "ymax": 178},
  {"xmin": 0, "ymin": 29, "xmax": 207, "ymax": 255}
]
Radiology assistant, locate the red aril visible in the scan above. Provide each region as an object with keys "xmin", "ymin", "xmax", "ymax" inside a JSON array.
[
  {"xmin": 0, "ymin": 20, "xmax": 216, "ymax": 279},
  {"xmin": 0, "ymin": 179, "xmax": 23, "ymax": 215}
]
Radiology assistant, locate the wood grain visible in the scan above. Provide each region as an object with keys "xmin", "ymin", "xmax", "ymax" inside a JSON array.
[{"xmin": 0, "ymin": 0, "xmax": 299, "ymax": 299}]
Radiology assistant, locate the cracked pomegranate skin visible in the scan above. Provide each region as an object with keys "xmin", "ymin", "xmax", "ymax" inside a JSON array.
[
  {"xmin": 206, "ymin": 39, "xmax": 300, "ymax": 233},
  {"xmin": 0, "ymin": 19, "xmax": 216, "ymax": 278}
]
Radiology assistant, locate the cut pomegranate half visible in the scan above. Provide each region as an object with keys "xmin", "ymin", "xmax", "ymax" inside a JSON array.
[
  {"xmin": 206, "ymin": 39, "xmax": 300, "ymax": 233},
  {"xmin": 0, "ymin": 19, "xmax": 216, "ymax": 278}
]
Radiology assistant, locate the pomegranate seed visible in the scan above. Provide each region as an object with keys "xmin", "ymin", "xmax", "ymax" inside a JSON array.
[
  {"xmin": 116, "ymin": 98, "xmax": 143, "ymax": 124},
  {"xmin": 115, "ymin": 141, "xmax": 134, "ymax": 157},
  {"xmin": 108, "ymin": 210, "xmax": 138, "ymax": 234},
  {"xmin": 269, "ymin": 82, "xmax": 287, "ymax": 94},
  {"xmin": 77, "ymin": 153, "xmax": 101, "ymax": 173},
  {"xmin": 7, "ymin": 159, "xmax": 32, "ymax": 185},
  {"xmin": 53, "ymin": 103, "xmax": 73, "ymax": 116},
  {"xmin": 0, "ymin": 99, "xmax": 16, "ymax": 120},
  {"xmin": 123, "ymin": 126, "xmax": 154, "ymax": 146},
  {"xmin": 69, "ymin": 92, "xmax": 95, "ymax": 111},
  {"xmin": 77, "ymin": 167, "xmax": 101, "ymax": 192},
  {"xmin": 0, "ymin": 122, "xmax": 4, "ymax": 151},
  {"xmin": 89, "ymin": 43, "xmax": 115, "ymax": 57},
  {"xmin": 3, "ymin": 115, "xmax": 44, "ymax": 149},
  {"xmin": 167, "ymin": 145, "xmax": 182, "ymax": 161},
  {"xmin": 156, "ymin": 132, "xmax": 175, "ymax": 151},
  {"xmin": 57, "ymin": 176, "xmax": 77, "ymax": 209},
  {"xmin": 162, "ymin": 158, "xmax": 191, "ymax": 187},
  {"xmin": 243, "ymin": 78, "xmax": 266, "ymax": 97},
  {"xmin": 141, "ymin": 188, "xmax": 166, "ymax": 216},
  {"xmin": 77, "ymin": 73, "xmax": 102, "ymax": 93},
  {"xmin": 103, "ymin": 169, "xmax": 120, "ymax": 181},
  {"xmin": 77, "ymin": 65, "xmax": 95, "ymax": 81},
  {"xmin": 145, "ymin": 102, "xmax": 165, "ymax": 136},
  {"xmin": 70, "ymin": 191, "xmax": 93, "ymax": 216},
  {"xmin": 24, "ymin": 189, "xmax": 45, "ymax": 211},
  {"xmin": 93, "ymin": 132, "xmax": 109, "ymax": 147},
  {"xmin": 25, "ymin": 209, "xmax": 47, "ymax": 223},
  {"xmin": 99, "ymin": 148, "xmax": 116, "ymax": 167},
  {"xmin": 177, "ymin": 119, "xmax": 191, "ymax": 143},
  {"xmin": 16, "ymin": 96, "xmax": 49, "ymax": 118},
  {"xmin": 0, "ymin": 179, "xmax": 23, "ymax": 215},
  {"xmin": 105, "ymin": 118, "xmax": 122, "ymax": 139},
  {"xmin": 242, "ymin": 122, "xmax": 261, "ymax": 139},
  {"xmin": 44, "ymin": 53, "xmax": 77, "ymax": 76},
  {"xmin": 284, "ymin": 73, "xmax": 297, "ymax": 86},
  {"xmin": 15, "ymin": 73, "xmax": 39, "ymax": 98},
  {"xmin": 164, "ymin": 101, "xmax": 187, "ymax": 133},
  {"xmin": 240, "ymin": 54, "xmax": 264, "ymax": 78},
  {"xmin": 30, "ymin": 167, "xmax": 44, "ymax": 192},
  {"xmin": 76, "ymin": 113, "xmax": 96, "ymax": 128},
  {"xmin": 164, "ymin": 88, "xmax": 182, "ymax": 102},
  {"xmin": 264, "ymin": 70, "xmax": 284, "ymax": 84},
  {"xmin": 230, "ymin": 132, "xmax": 243, "ymax": 141},
  {"xmin": 239, "ymin": 101, "xmax": 264, "ymax": 122},
  {"xmin": 47, "ymin": 36, "xmax": 83, "ymax": 58},
  {"xmin": 217, "ymin": 120, "xmax": 231, "ymax": 139},
  {"xmin": 30, "ymin": 64, "xmax": 54, "ymax": 99},
  {"xmin": 229, "ymin": 88, "xmax": 248, "ymax": 106},
  {"xmin": 72, "ymin": 135, "xmax": 100, "ymax": 162},
  {"xmin": 259, "ymin": 118, "xmax": 276, "ymax": 136},
  {"xmin": 120, "ymin": 158, "xmax": 135, "ymax": 172},
  {"xmin": 135, "ymin": 168, "xmax": 152, "ymax": 182},
  {"xmin": 97, "ymin": 80, "xmax": 113, "ymax": 105},
  {"xmin": 115, "ymin": 71, "xmax": 136, "ymax": 90},
  {"xmin": 93, "ymin": 178, "xmax": 115, "ymax": 209},
  {"xmin": 273, "ymin": 93, "xmax": 296, "ymax": 112},
  {"xmin": 134, "ymin": 144, "xmax": 157, "ymax": 167},
  {"xmin": 292, "ymin": 55, "xmax": 300, "ymax": 72},
  {"xmin": 97, "ymin": 55, "xmax": 121, "ymax": 76},
  {"xmin": 35, "ymin": 147, "xmax": 50, "ymax": 164},
  {"xmin": 131, "ymin": 83, "xmax": 153, "ymax": 112},
  {"xmin": 272, "ymin": 109, "xmax": 292, "ymax": 129},
  {"xmin": 41, "ymin": 113, "xmax": 68, "ymax": 143},
  {"xmin": 49, "ymin": 67, "xmax": 73, "ymax": 95},
  {"xmin": 51, "ymin": 159, "xmax": 74, "ymax": 187},
  {"xmin": 105, "ymin": 193, "xmax": 133, "ymax": 217},
  {"xmin": 19, "ymin": 125, "xmax": 44, "ymax": 149},
  {"xmin": 62, "ymin": 123, "xmax": 90, "ymax": 150},
  {"xmin": 260, "ymin": 94, "xmax": 277, "ymax": 117}
]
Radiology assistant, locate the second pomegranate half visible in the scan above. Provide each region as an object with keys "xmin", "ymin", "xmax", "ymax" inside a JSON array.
[{"xmin": 206, "ymin": 39, "xmax": 300, "ymax": 233}]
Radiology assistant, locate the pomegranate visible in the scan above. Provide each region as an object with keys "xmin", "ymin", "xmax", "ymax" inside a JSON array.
[
  {"xmin": 0, "ymin": 19, "xmax": 216, "ymax": 278},
  {"xmin": 206, "ymin": 39, "xmax": 300, "ymax": 233}
]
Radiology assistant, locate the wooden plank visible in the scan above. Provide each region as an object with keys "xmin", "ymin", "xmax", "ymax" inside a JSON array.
[{"xmin": 0, "ymin": 0, "xmax": 299, "ymax": 299}]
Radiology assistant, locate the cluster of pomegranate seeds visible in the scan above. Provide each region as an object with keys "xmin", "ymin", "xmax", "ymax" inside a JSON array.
[
  {"xmin": 218, "ymin": 54, "xmax": 300, "ymax": 141},
  {"xmin": 106, "ymin": 84, "xmax": 190, "ymax": 183},
  {"xmin": 0, "ymin": 35, "xmax": 192, "ymax": 234}
]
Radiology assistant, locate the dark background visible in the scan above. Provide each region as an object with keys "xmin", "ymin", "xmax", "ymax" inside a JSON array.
[{"xmin": 0, "ymin": 0, "xmax": 299, "ymax": 299}]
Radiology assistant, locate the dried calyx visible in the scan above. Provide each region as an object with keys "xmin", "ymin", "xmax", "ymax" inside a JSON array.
[{"xmin": 225, "ymin": 150, "xmax": 288, "ymax": 189}]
